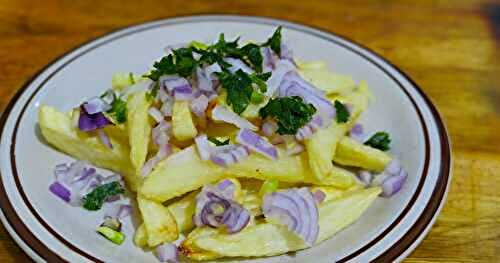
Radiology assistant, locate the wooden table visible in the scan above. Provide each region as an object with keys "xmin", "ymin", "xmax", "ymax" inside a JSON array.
[{"xmin": 0, "ymin": 0, "xmax": 499, "ymax": 262}]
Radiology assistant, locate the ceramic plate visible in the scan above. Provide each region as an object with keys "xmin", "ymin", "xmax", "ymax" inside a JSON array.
[{"xmin": 0, "ymin": 15, "xmax": 451, "ymax": 263}]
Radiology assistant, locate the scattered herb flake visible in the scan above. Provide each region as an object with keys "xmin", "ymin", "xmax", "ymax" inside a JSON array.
[
  {"xmin": 334, "ymin": 100, "xmax": 350, "ymax": 123},
  {"xmin": 83, "ymin": 182, "xmax": 125, "ymax": 211},
  {"xmin": 259, "ymin": 96, "xmax": 316, "ymax": 135},
  {"xmin": 217, "ymin": 69, "xmax": 254, "ymax": 114},
  {"xmin": 262, "ymin": 26, "xmax": 282, "ymax": 56},
  {"xmin": 364, "ymin": 132, "xmax": 391, "ymax": 151},
  {"xmin": 250, "ymin": 91, "xmax": 265, "ymax": 104},
  {"xmin": 208, "ymin": 137, "xmax": 230, "ymax": 146},
  {"xmin": 107, "ymin": 97, "xmax": 127, "ymax": 124}
]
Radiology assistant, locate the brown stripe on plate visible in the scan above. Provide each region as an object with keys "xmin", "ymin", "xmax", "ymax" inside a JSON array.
[{"xmin": 0, "ymin": 15, "xmax": 449, "ymax": 262}]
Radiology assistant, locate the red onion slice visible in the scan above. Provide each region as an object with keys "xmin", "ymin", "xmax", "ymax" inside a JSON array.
[
  {"xmin": 194, "ymin": 134, "xmax": 213, "ymax": 161},
  {"xmin": 357, "ymin": 170, "xmax": 373, "ymax": 186},
  {"xmin": 156, "ymin": 243, "xmax": 179, "ymax": 263},
  {"xmin": 204, "ymin": 63, "xmax": 222, "ymax": 81},
  {"xmin": 160, "ymin": 75, "xmax": 190, "ymax": 94},
  {"xmin": 160, "ymin": 97, "xmax": 174, "ymax": 117},
  {"xmin": 224, "ymin": 57, "xmax": 254, "ymax": 74},
  {"xmin": 83, "ymin": 97, "xmax": 111, "ymax": 115},
  {"xmin": 148, "ymin": 107, "xmax": 164, "ymax": 123},
  {"xmin": 236, "ymin": 129, "xmax": 278, "ymax": 160},
  {"xmin": 209, "ymin": 145, "xmax": 249, "ymax": 167},
  {"xmin": 265, "ymin": 59, "xmax": 295, "ymax": 97},
  {"xmin": 261, "ymin": 120, "xmax": 279, "ymax": 137},
  {"xmin": 141, "ymin": 143, "xmax": 172, "ymax": 177},
  {"xmin": 78, "ymin": 107, "xmax": 111, "ymax": 132},
  {"xmin": 97, "ymin": 129, "xmax": 113, "ymax": 149},
  {"xmin": 312, "ymin": 190, "xmax": 326, "ymax": 204},
  {"xmin": 381, "ymin": 169, "xmax": 407, "ymax": 197},
  {"xmin": 261, "ymin": 46, "xmax": 278, "ymax": 72},
  {"xmin": 196, "ymin": 67, "xmax": 213, "ymax": 92},
  {"xmin": 349, "ymin": 123, "xmax": 364, "ymax": 142},
  {"xmin": 190, "ymin": 94, "xmax": 209, "ymax": 117},
  {"xmin": 262, "ymin": 188, "xmax": 319, "ymax": 246},
  {"xmin": 211, "ymin": 105, "xmax": 258, "ymax": 131},
  {"xmin": 49, "ymin": 182, "xmax": 71, "ymax": 202}
]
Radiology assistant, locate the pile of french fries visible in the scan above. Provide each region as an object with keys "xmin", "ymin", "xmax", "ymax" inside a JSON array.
[{"xmin": 38, "ymin": 61, "xmax": 393, "ymax": 260}]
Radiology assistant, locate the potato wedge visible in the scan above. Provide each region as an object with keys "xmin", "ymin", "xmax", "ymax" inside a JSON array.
[
  {"xmin": 190, "ymin": 187, "xmax": 381, "ymax": 258},
  {"xmin": 139, "ymin": 146, "xmax": 225, "ymax": 202},
  {"xmin": 127, "ymin": 91, "xmax": 152, "ymax": 175},
  {"xmin": 179, "ymin": 227, "xmax": 221, "ymax": 261},
  {"xmin": 334, "ymin": 136, "xmax": 392, "ymax": 172},
  {"xmin": 298, "ymin": 61, "xmax": 357, "ymax": 96},
  {"xmin": 38, "ymin": 106, "xmax": 140, "ymax": 190},
  {"xmin": 133, "ymin": 223, "xmax": 148, "ymax": 248},
  {"xmin": 137, "ymin": 196, "xmax": 178, "ymax": 247},
  {"xmin": 167, "ymin": 191, "xmax": 198, "ymax": 233},
  {"xmin": 172, "ymin": 101, "xmax": 197, "ymax": 141}
]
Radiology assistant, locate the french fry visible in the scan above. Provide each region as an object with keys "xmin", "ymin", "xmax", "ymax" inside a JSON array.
[
  {"xmin": 298, "ymin": 60, "xmax": 357, "ymax": 96},
  {"xmin": 167, "ymin": 191, "xmax": 198, "ymax": 233},
  {"xmin": 127, "ymin": 91, "xmax": 152, "ymax": 176},
  {"xmin": 188, "ymin": 187, "xmax": 381, "ymax": 258},
  {"xmin": 172, "ymin": 101, "xmax": 198, "ymax": 141},
  {"xmin": 334, "ymin": 136, "xmax": 392, "ymax": 172},
  {"xmin": 133, "ymin": 223, "xmax": 148, "ymax": 248},
  {"xmin": 139, "ymin": 146, "xmax": 225, "ymax": 202},
  {"xmin": 179, "ymin": 227, "xmax": 221, "ymax": 261},
  {"xmin": 137, "ymin": 196, "xmax": 179, "ymax": 247},
  {"xmin": 38, "ymin": 106, "xmax": 141, "ymax": 190}
]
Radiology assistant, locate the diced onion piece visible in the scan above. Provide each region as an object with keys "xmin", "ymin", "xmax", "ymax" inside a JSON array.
[
  {"xmin": 236, "ymin": 129, "xmax": 278, "ymax": 160},
  {"xmin": 265, "ymin": 59, "xmax": 295, "ymax": 96},
  {"xmin": 156, "ymin": 243, "xmax": 179, "ymax": 263},
  {"xmin": 97, "ymin": 129, "xmax": 113, "ymax": 149},
  {"xmin": 312, "ymin": 189, "xmax": 326, "ymax": 204},
  {"xmin": 211, "ymin": 105, "xmax": 258, "ymax": 131},
  {"xmin": 357, "ymin": 170, "xmax": 373, "ymax": 186},
  {"xmin": 350, "ymin": 123, "xmax": 364, "ymax": 142},
  {"xmin": 190, "ymin": 94, "xmax": 209, "ymax": 117},
  {"xmin": 261, "ymin": 120, "xmax": 278, "ymax": 137},
  {"xmin": 78, "ymin": 107, "xmax": 111, "ymax": 132},
  {"xmin": 83, "ymin": 97, "xmax": 111, "ymax": 114},
  {"xmin": 224, "ymin": 57, "xmax": 254, "ymax": 74},
  {"xmin": 194, "ymin": 134, "xmax": 213, "ymax": 161},
  {"xmin": 381, "ymin": 169, "xmax": 407, "ymax": 197},
  {"xmin": 148, "ymin": 107, "xmax": 164, "ymax": 123},
  {"xmin": 141, "ymin": 144, "xmax": 172, "ymax": 177},
  {"xmin": 204, "ymin": 63, "xmax": 222, "ymax": 80}
]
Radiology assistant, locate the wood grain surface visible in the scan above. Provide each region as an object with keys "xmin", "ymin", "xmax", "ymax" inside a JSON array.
[{"xmin": 0, "ymin": 0, "xmax": 499, "ymax": 262}]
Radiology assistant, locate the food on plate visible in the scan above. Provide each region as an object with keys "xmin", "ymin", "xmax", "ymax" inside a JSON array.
[{"xmin": 40, "ymin": 26, "xmax": 408, "ymax": 262}]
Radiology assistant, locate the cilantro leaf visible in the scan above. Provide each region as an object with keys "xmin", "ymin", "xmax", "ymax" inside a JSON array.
[
  {"xmin": 145, "ymin": 55, "xmax": 176, "ymax": 81},
  {"xmin": 217, "ymin": 69, "xmax": 254, "ymax": 114},
  {"xmin": 83, "ymin": 182, "xmax": 125, "ymax": 211},
  {"xmin": 263, "ymin": 26, "xmax": 282, "ymax": 56},
  {"xmin": 259, "ymin": 96, "xmax": 316, "ymax": 135},
  {"xmin": 334, "ymin": 100, "xmax": 350, "ymax": 123},
  {"xmin": 250, "ymin": 72, "xmax": 271, "ymax": 93},
  {"xmin": 208, "ymin": 137, "xmax": 230, "ymax": 146},
  {"xmin": 240, "ymin": 43, "xmax": 263, "ymax": 72},
  {"xmin": 364, "ymin": 132, "xmax": 391, "ymax": 151},
  {"xmin": 107, "ymin": 97, "xmax": 127, "ymax": 123}
]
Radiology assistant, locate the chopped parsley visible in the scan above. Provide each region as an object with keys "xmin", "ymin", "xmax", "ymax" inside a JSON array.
[
  {"xmin": 262, "ymin": 26, "xmax": 282, "ymax": 56},
  {"xmin": 250, "ymin": 72, "xmax": 272, "ymax": 92},
  {"xmin": 364, "ymin": 132, "xmax": 391, "ymax": 151},
  {"xmin": 334, "ymin": 100, "xmax": 350, "ymax": 123},
  {"xmin": 208, "ymin": 137, "xmax": 230, "ymax": 146},
  {"xmin": 259, "ymin": 96, "xmax": 316, "ymax": 135},
  {"xmin": 217, "ymin": 69, "xmax": 254, "ymax": 114},
  {"xmin": 83, "ymin": 182, "xmax": 125, "ymax": 211},
  {"xmin": 107, "ymin": 97, "xmax": 127, "ymax": 124}
]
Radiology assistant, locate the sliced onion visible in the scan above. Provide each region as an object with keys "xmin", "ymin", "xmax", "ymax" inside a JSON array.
[
  {"xmin": 265, "ymin": 59, "xmax": 295, "ymax": 97},
  {"xmin": 261, "ymin": 46, "xmax": 278, "ymax": 72},
  {"xmin": 172, "ymin": 85, "xmax": 195, "ymax": 101},
  {"xmin": 194, "ymin": 182, "xmax": 251, "ymax": 234},
  {"xmin": 211, "ymin": 105, "xmax": 258, "ymax": 131},
  {"xmin": 196, "ymin": 67, "xmax": 213, "ymax": 92},
  {"xmin": 100, "ymin": 89, "xmax": 116, "ymax": 105},
  {"xmin": 349, "ymin": 123, "xmax": 364, "ymax": 142},
  {"xmin": 381, "ymin": 169, "xmax": 407, "ymax": 197},
  {"xmin": 152, "ymin": 121, "xmax": 171, "ymax": 147},
  {"xmin": 223, "ymin": 57, "xmax": 254, "ymax": 74},
  {"xmin": 160, "ymin": 75, "xmax": 191, "ymax": 94},
  {"xmin": 280, "ymin": 43, "xmax": 294, "ymax": 63},
  {"xmin": 312, "ymin": 189, "xmax": 326, "ymax": 204},
  {"xmin": 261, "ymin": 120, "xmax": 278, "ymax": 137},
  {"xmin": 161, "ymin": 97, "xmax": 174, "ymax": 117},
  {"xmin": 210, "ymin": 145, "xmax": 249, "ymax": 167},
  {"xmin": 295, "ymin": 125, "xmax": 314, "ymax": 141},
  {"xmin": 78, "ymin": 107, "xmax": 111, "ymax": 132},
  {"xmin": 156, "ymin": 243, "xmax": 179, "ymax": 263},
  {"xmin": 141, "ymin": 143, "xmax": 172, "ymax": 177},
  {"xmin": 204, "ymin": 63, "xmax": 222, "ymax": 80},
  {"xmin": 49, "ymin": 182, "xmax": 71, "ymax": 202},
  {"xmin": 194, "ymin": 134, "xmax": 213, "ymax": 161},
  {"xmin": 83, "ymin": 97, "xmax": 111, "ymax": 114},
  {"xmin": 190, "ymin": 94, "xmax": 209, "ymax": 117},
  {"xmin": 357, "ymin": 170, "xmax": 373, "ymax": 186},
  {"xmin": 148, "ymin": 107, "xmax": 164, "ymax": 123},
  {"xmin": 236, "ymin": 129, "xmax": 278, "ymax": 160},
  {"xmin": 385, "ymin": 160, "xmax": 402, "ymax": 175},
  {"xmin": 158, "ymin": 87, "xmax": 170, "ymax": 102},
  {"xmin": 97, "ymin": 129, "xmax": 113, "ymax": 149},
  {"xmin": 262, "ymin": 188, "xmax": 319, "ymax": 246}
]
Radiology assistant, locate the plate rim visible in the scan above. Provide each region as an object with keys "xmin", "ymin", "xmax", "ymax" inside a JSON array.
[{"xmin": 0, "ymin": 14, "xmax": 451, "ymax": 263}]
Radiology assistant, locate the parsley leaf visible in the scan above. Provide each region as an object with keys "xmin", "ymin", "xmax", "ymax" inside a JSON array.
[
  {"xmin": 208, "ymin": 137, "xmax": 230, "ymax": 146},
  {"xmin": 240, "ymin": 43, "xmax": 263, "ymax": 72},
  {"xmin": 334, "ymin": 100, "xmax": 350, "ymax": 123},
  {"xmin": 263, "ymin": 26, "xmax": 282, "ymax": 56},
  {"xmin": 217, "ymin": 69, "xmax": 254, "ymax": 114},
  {"xmin": 364, "ymin": 132, "xmax": 391, "ymax": 151},
  {"xmin": 83, "ymin": 182, "xmax": 125, "ymax": 211},
  {"xmin": 259, "ymin": 96, "xmax": 316, "ymax": 135},
  {"xmin": 107, "ymin": 97, "xmax": 127, "ymax": 123}
]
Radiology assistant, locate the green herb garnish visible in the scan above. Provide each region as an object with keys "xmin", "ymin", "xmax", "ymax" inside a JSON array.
[
  {"xmin": 259, "ymin": 96, "xmax": 316, "ymax": 135},
  {"xmin": 250, "ymin": 91, "xmax": 265, "ymax": 104},
  {"xmin": 217, "ymin": 69, "xmax": 254, "ymax": 114},
  {"xmin": 128, "ymin": 72, "xmax": 135, "ymax": 84},
  {"xmin": 107, "ymin": 97, "xmax": 127, "ymax": 124},
  {"xmin": 97, "ymin": 226, "xmax": 125, "ymax": 245},
  {"xmin": 364, "ymin": 132, "xmax": 391, "ymax": 151},
  {"xmin": 83, "ymin": 182, "xmax": 125, "ymax": 211},
  {"xmin": 262, "ymin": 26, "xmax": 282, "ymax": 56},
  {"xmin": 208, "ymin": 137, "xmax": 230, "ymax": 146},
  {"xmin": 334, "ymin": 100, "xmax": 350, "ymax": 123}
]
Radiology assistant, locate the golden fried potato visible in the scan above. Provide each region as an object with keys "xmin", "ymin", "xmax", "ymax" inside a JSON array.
[
  {"xmin": 137, "ymin": 196, "xmax": 178, "ymax": 247},
  {"xmin": 127, "ymin": 91, "xmax": 152, "ymax": 175},
  {"xmin": 139, "ymin": 146, "xmax": 225, "ymax": 202},
  {"xmin": 133, "ymin": 223, "xmax": 148, "ymax": 248},
  {"xmin": 38, "ymin": 106, "xmax": 141, "ymax": 190},
  {"xmin": 179, "ymin": 227, "xmax": 221, "ymax": 261},
  {"xmin": 334, "ymin": 136, "xmax": 392, "ymax": 172},
  {"xmin": 172, "ymin": 101, "xmax": 198, "ymax": 141},
  {"xmin": 167, "ymin": 191, "xmax": 198, "ymax": 233},
  {"xmin": 298, "ymin": 60, "xmax": 357, "ymax": 96},
  {"xmin": 188, "ymin": 187, "xmax": 381, "ymax": 258}
]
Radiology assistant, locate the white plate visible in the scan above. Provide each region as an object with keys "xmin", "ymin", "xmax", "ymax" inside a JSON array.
[{"xmin": 0, "ymin": 15, "xmax": 451, "ymax": 263}]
